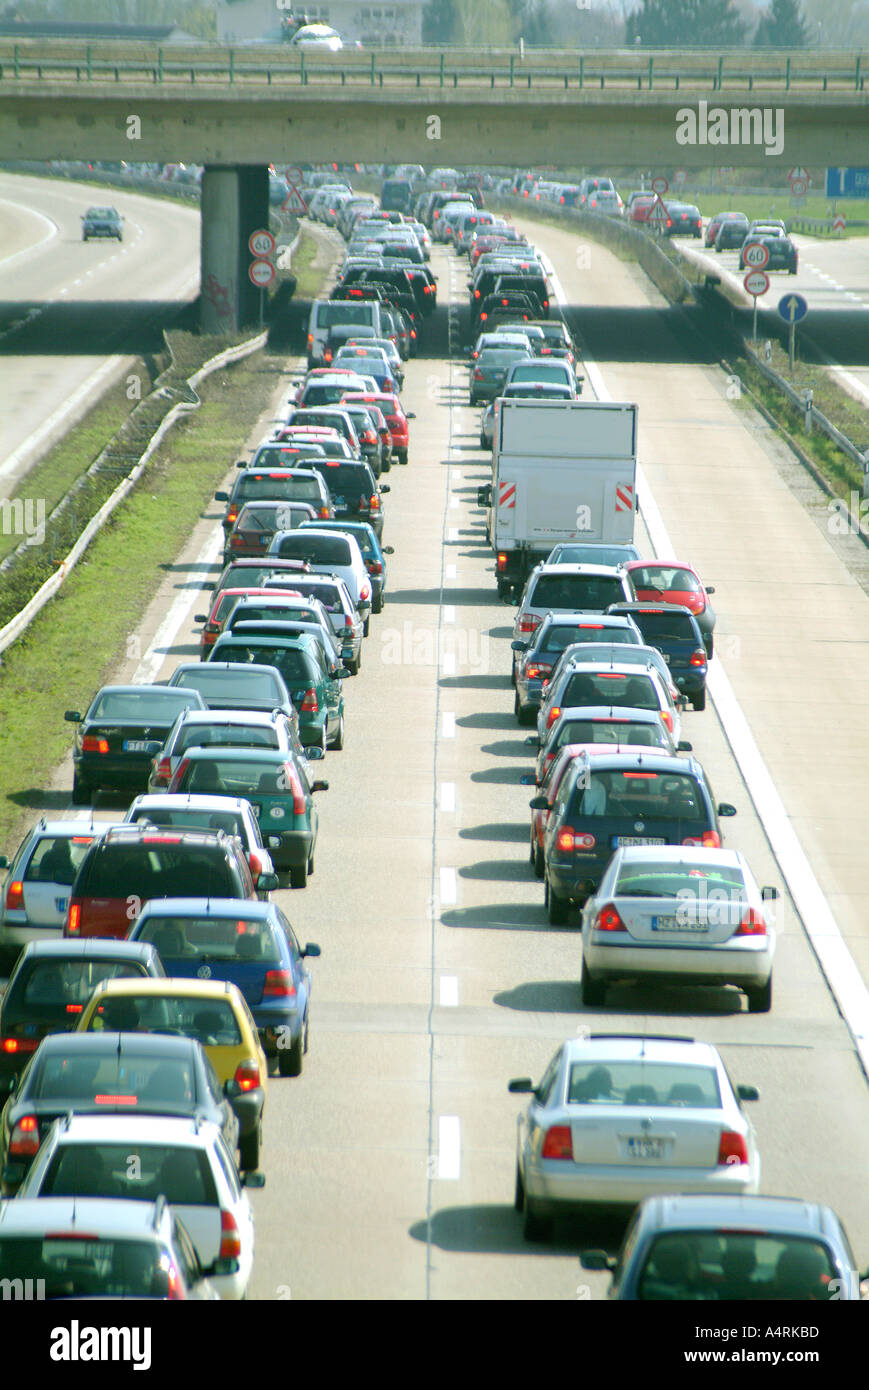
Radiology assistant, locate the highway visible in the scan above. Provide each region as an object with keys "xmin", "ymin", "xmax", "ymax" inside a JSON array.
[
  {"xmin": 14, "ymin": 207, "xmax": 869, "ymax": 1299},
  {"xmin": 0, "ymin": 171, "xmax": 200, "ymax": 499}
]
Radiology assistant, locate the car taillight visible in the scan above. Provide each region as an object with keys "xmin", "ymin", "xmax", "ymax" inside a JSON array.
[
  {"xmin": 717, "ymin": 1131, "xmax": 748, "ymax": 1167},
  {"xmin": 300, "ymin": 688, "xmax": 318, "ymax": 713},
  {"xmin": 226, "ymin": 506, "xmax": 239, "ymax": 525},
  {"xmin": 735, "ymin": 908, "xmax": 767, "ymax": 937},
  {"xmin": 234, "ymin": 1058, "xmax": 261, "ymax": 1092},
  {"xmin": 368, "ymin": 560, "xmax": 382, "ymax": 575},
  {"xmin": 360, "ymin": 584, "xmax": 370, "ymax": 600},
  {"xmin": 153, "ymin": 756, "xmax": 173, "ymax": 786},
  {"xmin": 10, "ymin": 1115, "xmax": 40, "ymax": 1157},
  {"xmin": 661, "ymin": 711, "xmax": 674, "ymax": 733},
  {"xmin": 219, "ymin": 1210, "xmax": 242, "ymax": 1260},
  {"xmin": 555, "ymin": 827, "xmax": 575, "ymax": 852},
  {"xmin": 307, "ymin": 333, "xmax": 313, "ymax": 348},
  {"xmin": 682, "ymin": 831, "xmax": 722, "ymax": 849},
  {"xmin": 230, "ymin": 535, "xmax": 244, "ymax": 548},
  {"xmin": 541, "ymin": 1125, "xmax": 573, "ymax": 1160},
  {"xmin": 369, "ymin": 495, "xmax": 380, "ymax": 512},
  {"xmin": 263, "ymin": 969, "xmax": 296, "ymax": 998},
  {"xmin": 594, "ymin": 904, "xmax": 627, "ymax": 933},
  {"xmin": 66, "ymin": 900, "xmax": 81, "ymax": 935},
  {"xmin": 517, "ymin": 615, "xmax": 538, "ymax": 634},
  {"xmin": 319, "ymin": 507, "xmax": 330, "ymax": 518},
  {"xmin": 546, "ymin": 706, "xmax": 562, "ymax": 729},
  {"xmin": 497, "ymin": 553, "xmax": 508, "ymax": 572},
  {"xmin": 524, "ymin": 663, "xmax": 551, "ymax": 680},
  {"xmin": 1, "ymin": 1037, "xmax": 37, "ymax": 1055},
  {"xmin": 473, "ymin": 369, "xmax": 484, "ymax": 380},
  {"xmin": 324, "ymin": 349, "xmax": 332, "ymax": 363},
  {"xmin": 5, "ymin": 879, "xmax": 24, "ymax": 912},
  {"xmin": 81, "ymin": 736, "xmax": 109, "ymax": 754},
  {"xmin": 479, "ymin": 312, "xmax": 487, "ymax": 321},
  {"xmin": 362, "ymin": 430, "xmax": 377, "ymax": 444},
  {"xmin": 690, "ymin": 649, "xmax": 707, "ymax": 668}
]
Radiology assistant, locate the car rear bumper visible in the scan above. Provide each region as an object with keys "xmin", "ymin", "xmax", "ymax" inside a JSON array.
[
  {"xmin": 73, "ymin": 756, "xmax": 152, "ymax": 790},
  {"xmin": 584, "ymin": 938, "xmax": 774, "ymax": 987},
  {"xmin": 524, "ymin": 1158, "xmax": 758, "ymax": 1209},
  {"xmin": 260, "ymin": 826, "xmax": 313, "ymax": 870},
  {"xmin": 257, "ymin": 1011, "xmax": 303, "ymax": 1055}
]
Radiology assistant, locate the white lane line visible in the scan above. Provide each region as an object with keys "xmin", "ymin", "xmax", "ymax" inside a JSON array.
[
  {"xmin": 550, "ymin": 254, "xmax": 869, "ymax": 1076},
  {"xmin": 440, "ymin": 781, "xmax": 456, "ymax": 812},
  {"xmin": 445, "ymin": 563, "xmax": 457, "ymax": 581},
  {"xmin": 441, "ymin": 652, "xmax": 456, "ymax": 676},
  {"xmin": 452, "ymin": 469, "xmax": 462, "ymax": 480},
  {"xmin": 131, "ymin": 525, "xmax": 224, "ymax": 684},
  {"xmin": 441, "ymin": 711, "xmax": 456, "ymax": 738},
  {"xmin": 439, "ymin": 867, "xmax": 457, "ymax": 905},
  {"xmin": 436, "ymin": 1116, "xmax": 461, "ymax": 1179},
  {"xmin": 439, "ymin": 976, "xmax": 459, "ymax": 1007},
  {"xmin": 0, "ymin": 199, "xmax": 58, "ymax": 270},
  {"xmin": 448, "ymin": 527, "xmax": 459, "ymax": 542},
  {"xmin": 443, "ymin": 605, "xmax": 456, "ymax": 624},
  {"xmin": 450, "ymin": 495, "xmax": 460, "ymax": 508}
]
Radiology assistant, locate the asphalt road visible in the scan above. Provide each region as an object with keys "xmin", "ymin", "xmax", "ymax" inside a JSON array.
[
  {"xmin": 0, "ymin": 172, "xmax": 200, "ymax": 499},
  {"xmin": 14, "ymin": 211, "xmax": 869, "ymax": 1300}
]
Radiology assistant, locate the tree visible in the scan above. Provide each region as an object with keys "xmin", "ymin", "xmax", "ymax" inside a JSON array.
[
  {"xmin": 754, "ymin": 0, "xmax": 808, "ymax": 46},
  {"xmin": 422, "ymin": 0, "xmax": 461, "ymax": 44},
  {"xmin": 625, "ymin": 0, "xmax": 747, "ymax": 46}
]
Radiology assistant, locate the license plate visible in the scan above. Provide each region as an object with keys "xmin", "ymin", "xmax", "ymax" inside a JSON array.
[
  {"xmin": 123, "ymin": 740, "xmax": 156, "ymax": 753},
  {"xmin": 259, "ymin": 534, "xmax": 271, "ymax": 545},
  {"xmin": 626, "ymin": 1137, "xmax": 665, "ymax": 1160},
  {"xmin": 55, "ymin": 896, "xmax": 68, "ymax": 913},
  {"xmin": 652, "ymin": 915, "xmax": 709, "ymax": 933},
  {"xmin": 333, "ymin": 496, "xmax": 346, "ymax": 507},
  {"xmin": 614, "ymin": 836, "xmax": 667, "ymax": 847},
  {"xmin": 662, "ymin": 653, "xmax": 671, "ymax": 664}
]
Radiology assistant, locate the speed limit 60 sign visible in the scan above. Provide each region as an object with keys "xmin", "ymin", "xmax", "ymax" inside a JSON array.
[
  {"xmin": 742, "ymin": 242, "xmax": 770, "ymax": 270},
  {"xmin": 248, "ymin": 228, "xmax": 275, "ymax": 259}
]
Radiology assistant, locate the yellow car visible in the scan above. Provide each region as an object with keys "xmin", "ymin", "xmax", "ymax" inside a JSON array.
[{"xmin": 77, "ymin": 976, "xmax": 268, "ymax": 1170}]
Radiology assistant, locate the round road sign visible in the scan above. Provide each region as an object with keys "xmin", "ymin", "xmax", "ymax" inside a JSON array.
[
  {"xmin": 743, "ymin": 241, "xmax": 770, "ymax": 270},
  {"xmin": 651, "ymin": 176, "xmax": 669, "ymax": 195},
  {"xmin": 778, "ymin": 292, "xmax": 808, "ymax": 323},
  {"xmin": 743, "ymin": 270, "xmax": 770, "ymax": 298},
  {"xmin": 285, "ymin": 166, "xmax": 303, "ymax": 187},
  {"xmin": 248, "ymin": 228, "xmax": 275, "ymax": 259},
  {"xmin": 248, "ymin": 258, "xmax": 276, "ymax": 289},
  {"xmin": 790, "ymin": 177, "xmax": 808, "ymax": 198}
]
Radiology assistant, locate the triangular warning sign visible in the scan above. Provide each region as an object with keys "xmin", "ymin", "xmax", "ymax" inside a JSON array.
[{"xmin": 282, "ymin": 186, "xmax": 307, "ymax": 214}]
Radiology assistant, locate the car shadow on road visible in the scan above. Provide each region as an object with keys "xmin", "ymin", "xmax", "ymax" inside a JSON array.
[
  {"xmin": 457, "ymin": 712, "xmax": 518, "ymax": 731},
  {"xmin": 494, "ymin": 981, "xmax": 584, "ymax": 1012},
  {"xmin": 409, "ymin": 1205, "xmax": 628, "ymax": 1256},
  {"xmin": 439, "ymin": 675, "xmax": 511, "ymax": 691},
  {"xmin": 459, "ymin": 822, "xmax": 529, "ymax": 843},
  {"xmin": 440, "ymin": 903, "xmax": 550, "ymax": 932}
]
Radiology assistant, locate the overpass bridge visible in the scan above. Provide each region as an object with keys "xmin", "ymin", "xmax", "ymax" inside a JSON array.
[{"xmin": 3, "ymin": 40, "xmax": 867, "ymax": 328}]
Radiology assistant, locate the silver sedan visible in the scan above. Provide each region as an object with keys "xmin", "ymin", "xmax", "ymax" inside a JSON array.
[
  {"xmin": 580, "ymin": 846, "xmax": 777, "ymax": 1012},
  {"xmin": 510, "ymin": 1034, "xmax": 761, "ymax": 1242}
]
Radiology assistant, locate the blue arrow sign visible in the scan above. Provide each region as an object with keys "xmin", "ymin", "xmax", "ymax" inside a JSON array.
[
  {"xmin": 778, "ymin": 293, "xmax": 808, "ymax": 324},
  {"xmin": 826, "ymin": 167, "xmax": 869, "ymax": 198}
]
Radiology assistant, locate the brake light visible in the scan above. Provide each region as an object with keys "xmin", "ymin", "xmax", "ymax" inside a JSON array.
[
  {"xmin": 594, "ymin": 904, "xmax": 628, "ymax": 933},
  {"xmin": 369, "ymin": 496, "xmax": 380, "ymax": 512},
  {"xmin": 360, "ymin": 584, "xmax": 370, "ymax": 601},
  {"xmin": 307, "ymin": 333, "xmax": 313, "ymax": 348},
  {"xmin": 319, "ymin": 507, "xmax": 330, "ymax": 519},
  {"xmin": 82, "ymin": 736, "xmax": 109, "ymax": 754},
  {"xmin": 362, "ymin": 430, "xmax": 377, "ymax": 444},
  {"xmin": 324, "ymin": 349, "xmax": 332, "ymax": 364},
  {"xmin": 682, "ymin": 831, "xmax": 722, "ymax": 849},
  {"xmin": 153, "ymin": 756, "xmax": 173, "ymax": 786},
  {"xmin": 10, "ymin": 1115, "xmax": 40, "ymax": 1157},
  {"xmin": 5, "ymin": 880, "xmax": 23, "ymax": 912},
  {"xmin": 497, "ymin": 553, "xmax": 508, "ymax": 572},
  {"xmin": 541, "ymin": 1125, "xmax": 573, "ymax": 1160},
  {"xmin": 661, "ymin": 711, "xmax": 674, "ymax": 733},
  {"xmin": 66, "ymin": 900, "xmax": 81, "ymax": 935},
  {"xmin": 1, "ymin": 1037, "xmax": 37, "ymax": 1054},
  {"xmin": 517, "ymin": 615, "xmax": 539, "ymax": 635},
  {"xmin": 300, "ymin": 688, "xmax": 318, "ymax": 713},
  {"xmin": 479, "ymin": 313, "xmax": 487, "ymax": 322},
  {"xmin": 555, "ymin": 828, "xmax": 575, "ymax": 852},
  {"xmin": 717, "ymin": 1131, "xmax": 748, "ymax": 1167},
  {"xmin": 219, "ymin": 1209, "xmax": 242, "ymax": 1259},
  {"xmin": 473, "ymin": 369, "xmax": 484, "ymax": 381},
  {"xmin": 234, "ymin": 1058, "xmax": 261, "ymax": 1092},
  {"xmin": 546, "ymin": 706, "xmax": 562, "ymax": 728},
  {"xmin": 368, "ymin": 561, "xmax": 382, "ymax": 575},
  {"xmin": 524, "ymin": 663, "xmax": 551, "ymax": 680},
  {"xmin": 690, "ymin": 649, "xmax": 707, "ymax": 668},
  {"xmin": 263, "ymin": 969, "xmax": 296, "ymax": 998},
  {"xmin": 230, "ymin": 535, "xmax": 244, "ymax": 548},
  {"xmin": 735, "ymin": 908, "xmax": 767, "ymax": 937}
]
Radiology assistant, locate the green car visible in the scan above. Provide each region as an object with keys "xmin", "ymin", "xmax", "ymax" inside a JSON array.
[
  {"xmin": 208, "ymin": 631, "xmax": 348, "ymax": 753},
  {"xmin": 167, "ymin": 746, "xmax": 328, "ymax": 888}
]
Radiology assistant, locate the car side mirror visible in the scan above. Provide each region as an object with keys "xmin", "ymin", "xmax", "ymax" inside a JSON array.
[
  {"xmin": 705, "ymin": 585, "xmax": 715, "ymax": 595},
  {"xmin": 508, "ymin": 1077, "xmax": 535, "ymax": 1094},
  {"xmin": 580, "ymin": 1250, "xmax": 615, "ymax": 1272},
  {"xmin": 215, "ymin": 491, "xmax": 229, "ymax": 502},
  {"xmin": 334, "ymin": 667, "xmax": 351, "ymax": 679},
  {"xmin": 405, "ymin": 412, "xmax": 416, "ymax": 419},
  {"xmin": 529, "ymin": 796, "xmax": 548, "ymax": 810},
  {"xmin": 511, "ymin": 640, "xmax": 528, "ymax": 652},
  {"xmin": 0, "ymin": 855, "xmax": 8, "ymax": 870},
  {"xmin": 64, "ymin": 710, "xmax": 82, "ymax": 723},
  {"xmin": 519, "ymin": 775, "xmax": 535, "ymax": 786},
  {"xmin": 242, "ymin": 1169, "xmax": 266, "ymax": 1188},
  {"xmin": 311, "ymin": 780, "xmax": 329, "ymax": 792},
  {"xmin": 302, "ymin": 942, "xmax": 321, "ymax": 958},
  {"xmin": 380, "ymin": 484, "xmax": 391, "ymax": 494},
  {"xmin": 257, "ymin": 872, "xmax": 280, "ymax": 892},
  {"xmin": 202, "ymin": 1256, "xmax": 240, "ymax": 1279},
  {"xmin": 236, "ymin": 460, "xmax": 247, "ymax": 468},
  {"xmin": 524, "ymin": 735, "xmax": 539, "ymax": 747},
  {"xmin": 736, "ymin": 1084, "xmax": 759, "ymax": 1102},
  {"xmin": 717, "ymin": 803, "xmax": 737, "ymax": 817},
  {"xmin": 761, "ymin": 886, "xmax": 778, "ymax": 900},
  {"xmin": 305, "ymin": 746, "xmax": 325, "ymax": 760},
  {"xmin": 382, "ymin": 546, "xmax": 395, "ymax": 555},
  {"xmin": 194, "ymin": 614, "xmax": 207, "ymax": 624},
  {"xmin": 677, "ymin": 741, "xmax": 692, "ymax": 752}
]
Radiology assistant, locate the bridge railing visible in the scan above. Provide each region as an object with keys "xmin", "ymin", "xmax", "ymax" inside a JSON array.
[{"xmin": 0, "ymin": 41, "xmax": 866, "ymax": 92}]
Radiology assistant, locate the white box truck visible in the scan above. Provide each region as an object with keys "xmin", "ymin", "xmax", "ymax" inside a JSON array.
[{"xmin": 477, "ymin": 398, "xmax": 638, "ymax": 597}]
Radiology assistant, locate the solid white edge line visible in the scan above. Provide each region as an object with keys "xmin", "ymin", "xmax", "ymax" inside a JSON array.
[
  {"xmin": 131, "ymin": 525, "xmax": 224, "ymax": 685},
  {"xmin": 0, "ymin": 356, "xmax": 128, "ymax": 482},
  {"xmin": 543, "ymin": 247, "xmax": 869, "ymax": 1074},
  {"xmin": 0, "ymin": 198, "xmax": 58, "ymax": 271},
  {"xmin": 441, "ymin": 711, "xmax": 456, "ymax": 738},
  {"xmin": 437, "ymin": 1116, "xmax": 461, "ymax": 1179}
]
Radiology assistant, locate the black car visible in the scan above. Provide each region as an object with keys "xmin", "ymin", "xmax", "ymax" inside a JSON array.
[
  {"xmin": 0, "ymin": 1033, "xmax": 239, "ymax": 1195},
  {"xmin": 536, "ymin": 751, "xmax": 736, "ymax": 924},
  {"xmin": 65, "ymin": 685, "xmax": 208, "ymax": 805},
  {"xmin": 492, "ymin": 273, "xmax": 550, "ymax": 317},
  {"xmin": 739, "ymin": 233, "xmax": 798, "ymax": 274},
  {"xmin": 658, "ymin": 202, "xmax": 703, "ymax": 238},
  {"xmin": 607, "ymin": 603, "xmax": 709, "ymax": 710},
  {"xmin": 0, "ymin": 940, "xmax": 166, "ymax": 1090},
  {"xmin": 81, "ymin": 206, "xmax": 123, "ymax": 241},
  {"xmin": 714, "ymin": 214, "xmax": 750, "ymax": 250},
  {"xmin": 296, "ymin": 458, "xmax": 389, "ymax": 541},
  {"xmin": 477, "ymin": 291, "xmax": 539, "ymax": 328}
]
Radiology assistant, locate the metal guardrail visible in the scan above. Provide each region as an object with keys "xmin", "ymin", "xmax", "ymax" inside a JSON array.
[
  {"xmin": 0, "ymin": 41, "xmax": 867, "ymax": 92},
  {"xmin": 743, "ymin": 344, "xmax": 869, "ymax": 474}
]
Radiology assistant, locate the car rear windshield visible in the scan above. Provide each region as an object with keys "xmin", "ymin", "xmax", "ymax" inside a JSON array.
[
  {"xmin": 563, "ymin": 672, "xmax": 659, "ymax": 710},
  {"xmin": 90, "ymin": 691, "xmax": 195, "ymax": 722},
  {"xmin": 15, "ymin": 959, "xmax": 149, "ymax": 1011},
  {"xmin": 266, "ymin": 578, "xmax": 345, "ymax": 611},
  {"xmin": 553, "ymin": 719, "xmax": 669, "ymax": 751},
  {"xmin": 530, "ymin": 575, "xmax": 625, "ymax": 611},
  {"xmin": 23, "ymin": 835, "xmax": 95, "ymax": 885},
  {"xmin": 135, "ymin": 914, "xmax": 282, "ymax": 965},
  {"xmin": 177, "ymin": 668, "xmax": 283, "ymax": 702},
  {"xmin": 631, "ymin": 567, "xmax": 702, "ymax": 595},
  {"xmin": 567, "ymin": 1062, "xmax": 720, "ymax": 1107},
  {"xmin": 175, "ymin": 722, "xmax": 278, "ymax": 753},
  {"xmin": 310, "ymin": 464, "xmax": 374, "ymax": 499},
  {"xmin": 0, "ymin": 1236, "xmax": 172, "ymax": 1299},
  {"xmin": 614, "ymin": 862, "xmax": 745, "ymax": 900},
  {"xmin": 509, "ymin": 364, "xmax": 569, "ymax": 382},
  {"xmin": 479, "ymin": 349, "xmax": 530, "ymax": 365},
  {"xmin": 301, "ymin": 384, "xmax": 361, "ymax": 406},
  {"xmin": 571, "ymin": 770, "xmax": 704, "ymax": 819},
  {"xmin": 41, "ymin": 1139, "xmax": 219, "ymax": 1206},
  {"xmin": 129, "ymin": 807, "xmax": 246, "ymax": 839},
  {"xmin": 236, "ymin": 476, "xmax": 322, "ymax": 506},
  {"xmin": 32, "ymin": 1047, "xmax": 196, "ymax": 1106},
  {"xmin": 540, "ymin": 626, "xmax": 636, "ymax": 656},
  {"xmin": 314, "ymin": 302, "xmax": 375, "ymax": 327},
  {"xmin": 249, "ymin": 446, "xmax": 325, "ymax": 468},
  {"xmin": 236, "ymin": 505, "xmax": 312, "ymax": 532},
  {"xmin": 87, "ymin": 994, "xmax": 242, "ymax": 1047},
  {"xmin": 78, "ymin": 844, "xmax": 237, "ymax": 899},
  {"xmin": 631, "ymin": 612, "xmax": 698, "ymax": 642},
  {"xmin": 273, "ymin": 535, "xmax": 352, "ymax": 565},
  {"xmin": 636, "ymin": 1235, "xmax": 837, "ymax": 1301},
  {"xmin": 215, "ymin": 645, "xmax": 316, "ymax": 685}
]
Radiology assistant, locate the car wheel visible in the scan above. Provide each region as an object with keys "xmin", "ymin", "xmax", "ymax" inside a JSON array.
[
  {"xmin": 71, "ymin": 774, "xmax": 91, "ymax": 806},
  {"xmin": 278, "ymin": 1032, "xmax": 304, "ymax": 1076},
  {"xmin": 581, "ymin": 966, "xmax": 606, "ymax": 1007},
  {"xmin": 533, "ymin": 842, "xmax": 545, "ymax": 880},
  {"xmin": 514, "ymin": 1163, "xmax": 525, "ymax": 1213},
  {"xmin": 329, "ymin": 714, "xmax": 345, "ymax": 751},
  {"xmin": 704, "ymin": 634, "xmax": 714, "ymax": 660},
  {"xmin": 513, "ymin": 688, "xmax": 521, "ymax": 718},
  {"xmin": 363, "ymin": 616, "xmax": 370, "ymax": 637},
  {"xmin": 746, "ymin": 975, "xmax": 772, "ymax": 1014},
  {"xmin": 307, "ymin": 849, "xmax": 315, "ymax": 878},
  {"xmin": 691, "ymin": 689, "xmax": 707, "ymax": 712},
  {"xmin": 522, "ymin": 1191, "xmax": 553, "ymax": 1243},
  {"xmin": 349, "ymin": 651, "xmax": 361, "ymax": 675},
  {"xmin": 303, "ymin": 1015, "xmax": 310, "ymax": 1054},
  {"xmin": 547, "ymin": 875, "xmax": 569, "ymax": 926},
  {"xmin": 238, "ymin": 1122, "xmax": 261, "ymax": 1171},
  {"xmin": 398, "ymin": 449, "xmax": 408, "ymax": 465},
  {"xmin": 372, "ymin": 594, "xmax": 383, "ymax": 615},
  {"xmin": 289, "ymin": 860, "xmax": 309, "ymax": 889}
]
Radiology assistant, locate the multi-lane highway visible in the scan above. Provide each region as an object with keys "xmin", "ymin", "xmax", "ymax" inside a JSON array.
[
  {"xmin": 12, "ymin": 201, "xmax": 869, "ymax": 1299},
  {"xmin": 0, "ymin": 172, "xmax": 199, "ymax": 498}
]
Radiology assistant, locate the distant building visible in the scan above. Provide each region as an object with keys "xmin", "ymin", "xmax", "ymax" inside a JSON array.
[
  {"xmin": 216, "ymin": 0, "xmax": 424, "ymax": 46},
  {"xmin": 0, "ymin": 21, "xmax": 201, "ymax": 43}
]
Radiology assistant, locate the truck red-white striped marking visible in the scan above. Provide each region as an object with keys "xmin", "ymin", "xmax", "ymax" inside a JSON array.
[
  {"xmin": 498, "ymin": 481, "xmax": 516, "ymax": 509},
  {"xmin": 615, "ymin": 483, "xmax": 633, "ymax": 512}
]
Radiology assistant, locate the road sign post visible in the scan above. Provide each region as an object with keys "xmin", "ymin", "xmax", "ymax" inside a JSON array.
[
  {"xmin": 249, "ymin": 255, "xmax": 276, "ymax": 329},
  {"xmin": 778, "ymin": 293, "xmax": 808, "ymax": 374},
  {"xmin": 743, "ymin": 270, "xmax": 769, "ymax": 342}
]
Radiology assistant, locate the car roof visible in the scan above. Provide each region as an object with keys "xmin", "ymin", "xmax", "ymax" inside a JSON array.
[
  {"xmin": 88, "ymin": 975, "xmax": 247, "ymax": 1002},
  {"xmin": 38, "ymin": 1112, "xmax": 222, "ymax": 1145},
  {"xmin": 571, "ymin": 751, "xmax": 696, "ymax": 773},
  {"xmin": 171, "ymin": 709, "xmax": 279, "ymax": 725},
  {"xmin": 542, "ymin": 613, "xmax": 635, "ymax": 627},
  {"xmin": 0, "ymin": 1197, "xmax": 172, "ymax": 1238},
  {"xmin": 641, "ymin": 1195, "xmax": 836, "ymax": 1237},
  {"xmin": 135, "ymin": 896, "xmax": 275, "ymax": 919},
  {"xmin": 614, "ymin": 845, "xmax": 743, "ymax": 868},
  {"xmin": 560, "ymin": 1033, "xmax": 716, "ymax": 1066},
  {"xmin": 553, "ymin": 705, "xmax": 666, "ymax": 723},
  {"xmin": 531, "ymin": 563, "xmax": 623, "ymax": 580},
  {"xmin": 128, "ymin": 793, "xmax": 253, "ymax": 813},
  {"xmin": 34, "ymin": 1031, "xmax": 200, "ymax": 1058},
  {"xmin": 170, "ymin": 745, "xmax": 290, "ymax": 764},
  {"xmin": 18, "ymin": 939, "xmax": 159, "ymax": 962}
]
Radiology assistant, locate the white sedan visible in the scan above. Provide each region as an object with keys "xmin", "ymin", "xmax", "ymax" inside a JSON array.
[
  {"xmin": 290, "ymin": 24, "xmax": 343, "ymax": 50},
  {"xmin": 510, "ymin": 1034, "xmax": 761, "ymax": 1241}
]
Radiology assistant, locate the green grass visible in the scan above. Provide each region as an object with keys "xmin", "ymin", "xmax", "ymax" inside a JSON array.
[{"xmin": 684, "ymin": 192, "xmax": 869, "ymax": 236}]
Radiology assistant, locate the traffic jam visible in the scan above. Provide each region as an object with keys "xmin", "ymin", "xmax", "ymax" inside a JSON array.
[{"xmin": 0, "ymin": 162, "xmax": 865, "ymax": 1305}]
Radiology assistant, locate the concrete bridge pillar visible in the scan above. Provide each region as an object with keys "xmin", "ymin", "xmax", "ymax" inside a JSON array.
[{"xmin": 200, "ymin": 164, "xmax": 270, "ymax": 333}]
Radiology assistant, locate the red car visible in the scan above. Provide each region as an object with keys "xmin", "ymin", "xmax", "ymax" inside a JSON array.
[
  {"xmin": 340, "ymin": 391, "xmax": 414, "ymax": 465},
  {"xmin": 626, "ymin": 193, "xmax": 656, "ymax": 224},
  {"xmin": 195, "ymin": 586, "xmax": 274, "ymax": 654},
  {"xmin": 705, "ymin": 210, "xmax": 746, "ymax": 248},
  {"xmin": 624, "ymin": 560, "xmax": 716, "ymax": 656}
]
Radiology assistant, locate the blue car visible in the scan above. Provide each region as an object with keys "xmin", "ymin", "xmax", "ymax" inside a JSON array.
[
  {"xmin": 127, "ymin": 898, "xmax": 320, "ymax": 1076},
  {"xmin": 298, "ymin": 518, "xmax": 393, "ymax": 613}
]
